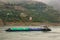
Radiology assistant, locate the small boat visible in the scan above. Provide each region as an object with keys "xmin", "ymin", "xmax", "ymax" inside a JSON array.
[{"xmin": 5, "ymin": 27, "xmax": 51, "ymax": 32}]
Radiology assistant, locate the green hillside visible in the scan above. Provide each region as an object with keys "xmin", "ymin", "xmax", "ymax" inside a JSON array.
[{"xmin": 0, "ymin": 1, "xmax": 60, "ymax": 25}]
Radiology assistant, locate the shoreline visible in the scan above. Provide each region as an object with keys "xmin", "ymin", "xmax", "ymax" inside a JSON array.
[{"xmin": 0, "ymin": 22, "xmax": 60, "ymax": 26}]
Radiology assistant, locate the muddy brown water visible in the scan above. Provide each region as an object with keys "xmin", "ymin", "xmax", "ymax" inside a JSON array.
[{"xmin": 0, "ymin": 26, "xmax": 60, "ymax": 40}]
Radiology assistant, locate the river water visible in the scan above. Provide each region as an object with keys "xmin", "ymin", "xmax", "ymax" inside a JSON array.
[{"xmin": 0, "ymin": 26, "xmax": 60, "ymax": 40}]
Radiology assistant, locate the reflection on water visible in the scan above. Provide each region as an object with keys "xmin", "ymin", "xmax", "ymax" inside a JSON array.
[{"xmin": 0, "ymin": 26, "xmax": 60, "ymax": 40}]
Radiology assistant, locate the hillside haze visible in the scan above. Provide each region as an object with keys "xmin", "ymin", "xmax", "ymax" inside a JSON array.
[{"xmin": 47, "ymin": 0, "xmax": 60, "ymax": 11}]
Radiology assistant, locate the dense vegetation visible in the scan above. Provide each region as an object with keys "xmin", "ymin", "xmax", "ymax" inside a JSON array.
[{"xmin": 0, "ymin": 1, "xmax": 60, "ymax": 25}]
